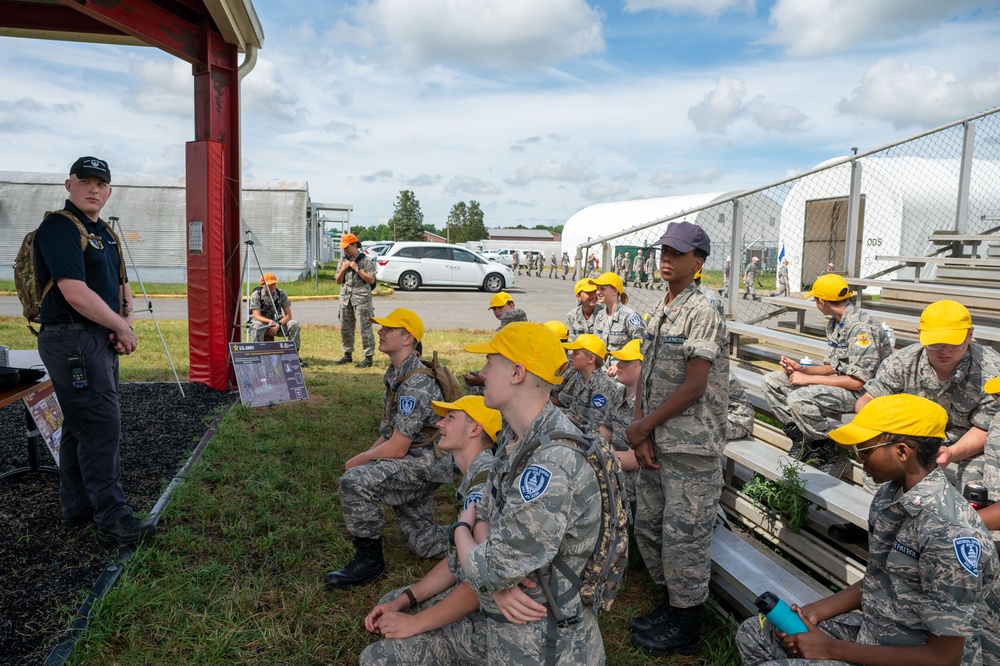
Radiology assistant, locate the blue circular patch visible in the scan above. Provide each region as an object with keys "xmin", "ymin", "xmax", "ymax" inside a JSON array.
[
  {"xmin": 627, "ymin": 314, "xmax": 642, "ymax": 328},
  {"xmin": 592, "ymin": 394, "xmax": 607, "ymax": 408}
]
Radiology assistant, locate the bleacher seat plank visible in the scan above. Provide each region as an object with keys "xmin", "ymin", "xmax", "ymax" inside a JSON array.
[
  {"xmin": 727, "ymin": 321, "xmax": 828, "ymax": 361},
  {"xmin": 724, "ymin": 438, "xmax": 870, "ymax": 528}
]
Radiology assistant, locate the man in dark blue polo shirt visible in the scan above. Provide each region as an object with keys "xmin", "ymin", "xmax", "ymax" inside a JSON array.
[{"xmin": 34, "ymin": 156, "xmax": 156, "ymax": 545}]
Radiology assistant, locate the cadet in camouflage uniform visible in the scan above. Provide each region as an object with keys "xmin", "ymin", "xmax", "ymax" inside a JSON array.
[
  {"xmin": 743, "ymin": 256, "xmax": 762, "ymax": 300},
  {"xmin": 776, "ymin": 257, "xmax": 790, "ymax": 297},
  {"xmin": 334, "ymin": 233, "xmax": 378, "ymax": 367},
  {"xmin": 566, "ymin": 279, "xmax": 605, "ymax": 341},
  {"xmin": 548, "ymin": 252, "xmax": 558, "ymax": 278},
  {"xmin": 359, "ymin": 396, "xmax": 501, "ymax": 666},
  {"xmin": 591, "ymin": 272, "xmax": 646, "ymax": 363},
  {"xmin": 632, "ymin": 249, "xmax": 645, "ymax": 286},
  {"xmin": 511, "ymin": 250, "xmax": 520, "ymax": 276},
  {"xmin": 452, "ymin": 323, "xmax": 605, "ymax": 665},
  {"xmin": 248, "ymin": 273, "xmax": 302, "ymax": 354},
  {"xmin": 487, "ymin": 291, "xmax": 528, "ymax": 330},
  {"xmin": 601, "ymin": 339, "xmax": 644, "ymax": 506},
  {"xmin": 727, "ymin": 373, "xmax": 755, "ymax": 441},
  {"xmin": 738, "ymin": 394, "xmax": 998, "ymax": 666},
  {"xmin": 762, "ymin": 274, "xmax": 891, "ymax": 478},
  {"xmin": 859, "ymin": 300, "xmax": 1000, "ymax": 489},
  {"xmin": 627, "ymin": 221, "xmax": 729, "ymax": 657},
  {"xmin": 645, "ymin": 249, "xmax": 657, "ymax": 289},
  {"xmin": 561, "ymin": 251, "xmax": 571, "ymax": 280},
  {"xmin": 555, "ymin": 333, "xmax": 616, "ymax": 437},
  {"xmin": 327, "ymin": 309, "xmax": 453, "ymax": 590}
]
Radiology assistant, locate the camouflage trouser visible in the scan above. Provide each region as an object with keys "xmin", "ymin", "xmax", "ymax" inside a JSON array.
[
  {"xmin": 339, "ymin": 449, "xmax": 454, "ymax": 559},
  {"xmin": 250, "ymin": 319, "xmax": 301, "ymax": 350},
  {"xmin": 736, "ymin": 611, "xmax": 862, "ymax": 665},
  {"xmin": 983, "ymin": 590, "xmax": 1000, "ymax": 666},
  {"xmin": 340, "ymin": 300, "xmax": 375, "ymax": 358},
  {"xmin": 761, "ymin": 372, "xmax": 859, "ymax": 442},
  {"xmin": 745, "ymin": 281, "xmax": 757, "ymax": 298},
  {"xmin": 359, "ymin": 586, "xmax": 488, "ymax": 666},
  {"xmin": 480, "ymin": 607, "xmax": 605, "ymax": 665},
  {"xmin": 634, "ymin": 452, "xmax": 723, "ymax": 607}
]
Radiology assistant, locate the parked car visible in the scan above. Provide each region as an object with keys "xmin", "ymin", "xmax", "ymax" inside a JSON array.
[
  {"xmin": 363, "ymin": 242, "xmax": 394, "ymax": 258},
  {"xmin": 374, "ymin": 242, "xmax": 515, "ymax": 292},
  {"xmin": 479, "ymin": 251, "xmax": 503, "ymax": 263}
]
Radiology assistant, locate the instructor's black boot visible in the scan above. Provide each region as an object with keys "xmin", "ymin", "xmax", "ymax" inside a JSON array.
[
  {"xmin": 629, "ymin": 587, "xmax": 672, "ymax": 632},
  {"xmin": 325, "ymin": 536, "xmax": 385, "ymax": 589},
  {"xmin": 334, "ymin": 353, "xmax": 353, "ymax": 365},
  {"xmin": 354, "ymin": 356, "xmax": 373, "ymax": 368},
  {"xmin": 631, "ymin": 604, "xmax": 703, "ymax": 657},
  {"xmin": 783, "ymin": 423, "xmax": 805, "ymax": 460}
]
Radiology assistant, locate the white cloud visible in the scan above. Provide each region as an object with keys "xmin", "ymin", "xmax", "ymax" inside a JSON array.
[
  {"xmin": 581, "ymin": 181, "xmax": 630, "ymax": 201},
  {"xmin": 688, "ymin": 77, "xmax": 809, "ymax": 133},
  {"xmin": 445, "ymin": 176, "xmax": 502, "ymax": 195},
  {"xmin": 408, "ymin": 174, "xmax": 443, "ymax": 187},
  {"xmin": 323, "ymin": 120, "xmax": 365, "ymax": 141},
  {"xmin": 362, "ymin": 169, "xmax": 395, "ymax": 182},
  {"xmin": 837, "ymin": 59, "xmax": 1000, "ymax": 128},
  {"xmin": 624, "ymin": 0, "xmax": 754, "ymax": 16},
  {"xmin": 241, "ymin": 59, "xmax": 307, "ymax": 124},
  {"xmin": 766, "ymin": 0, "xmax": 988, "ymax": 57},
  {"xmin": 123, "ymin": 58, "xmax": 191, "ymax": 116},
  {"xmin": 649, "ymin": 169, "xmax": 722, "ymax": 187},
  {"xmin": 0, "ymin": 98, "xmax": 78, "ymax": 133},
  {"xmin": 505, "ymin": 158, "xmax": 597, "ymax": 186},
  {"xmin": 360, "ymin": 0, "xmax": 605, "ymax": 68},
  {"xmin": 688, "ymin": 77, "xmax": 746, "ymax": 132}
]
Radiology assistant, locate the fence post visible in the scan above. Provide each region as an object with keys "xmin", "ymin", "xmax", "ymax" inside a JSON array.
[
  {"xmin": 955, "ymin": 121, "xmax": 976, "ymax": 234},
  {"xmin": 845, "ymin": 158, "xmax": 863, "ymax": 277},
  {"xmin": 728, "ymin": 200, "xmax": 743, "ymax": 317}
]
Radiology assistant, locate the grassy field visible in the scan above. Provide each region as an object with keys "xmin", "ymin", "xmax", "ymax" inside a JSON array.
[{"xmin": 0, "ymin": 317, "xmax": 741, "ymax": 665}]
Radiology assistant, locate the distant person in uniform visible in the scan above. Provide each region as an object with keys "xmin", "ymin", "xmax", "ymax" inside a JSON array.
[
  {"xmin": 632, "ymin": 249, "xmax": 645, "ymax": 286},
  {"xmin": 722, "ymin": 255, "xmax": 731, "ymax": 296},
  {"xmin": 645, "ymin": 249, "xmax": 658, "ymax": 290},
  {"xmin": 249, "ymin": 273, "xmax": 304, "ymax": 363},
  {"xmin": 826, "ymin": 262, "xmax": 835, "ymax": 272},
  {"xmin": 548, "ymin": 252, "xmax": 558, "ymax": 278},
  {"xmin": 511, "ymin": 250, "xmax": 520, "ymax": 276},
  {"xmin": 561, "ymin": 251, "xmax": 571, "ymax": 280},
  {"xmin": 743, "ymin": 256, "xmax": 762, "ymax": 301},
  {"xmin": 775, "ymin": 257, "xmax": 790, "ymax": 297},
  {"xmin": 335, "ymin": 232, "xmax": 377, "ymax": 368}
]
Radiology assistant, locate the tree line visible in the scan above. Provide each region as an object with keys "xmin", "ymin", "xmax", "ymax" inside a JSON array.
[{"xmin": 348, "ymin": 189, "xmax": 562, "ymax": 243}]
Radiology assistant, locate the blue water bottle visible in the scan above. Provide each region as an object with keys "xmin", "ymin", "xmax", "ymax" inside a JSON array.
[{"xmin": 754, "ymin": 591, "xmax": 808, "ymax": 635}]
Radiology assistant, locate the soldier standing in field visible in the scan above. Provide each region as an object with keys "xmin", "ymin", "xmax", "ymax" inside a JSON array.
[
  {"xmin": 743, "ymin": 256, "xmax": 762, "ymax": 301},
  {"xmin": 335, "ymin": 233, "xmax": 377, "ymax": 368}
]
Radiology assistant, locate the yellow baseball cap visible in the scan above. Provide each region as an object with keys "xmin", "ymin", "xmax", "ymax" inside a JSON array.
[
  {"xmin": 464, "ymin": 322, "xmax": 567, "ymax": 384},
  {"xmin": 919, "ymin": 300, "xmax": 972, "ymax": 346},
  {"xmin": 432, "ymin": 395, "xmax": 503, "ymax": 442},
  {"xmin": 803, "ymin": 274, "xmax": 853, "ymax": 302},
  {"xmin": 574, "ymin": 278, "xmax": 597, "ymax": 295},
  {"xmin": 589, "ymin": 271, "xmax": 624, "ymax": 294},
  {"xmin": 609, "ymin": 338, "xmax": 644, "ymax": 362},
  {"xmin": 543, "ymin": 320, "xmax": 569, "ymax": 341},
  {"xmin": 563, "ymin": 333, "xmax": 608, "ymax": 360},
  {"xmin": 985, "ymin": 377, "xmax": 1000, "ymax": 394},
  {"xmin": 488, "ymin": 292, "xmax": 514, "ymax": 309},
  {"xmin": 828, "ymin": 394, "xmax": 947, "ymax": 445},
  {"xmin": 370, "ymin": 308, "xmax": 425, "ymax": 342},
  {"xmin": 339, "ymin": 233, "xmax": 359, "ymax": 249}
]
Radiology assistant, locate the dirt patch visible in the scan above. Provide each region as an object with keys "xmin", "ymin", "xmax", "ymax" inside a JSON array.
[{"xmin": 0, "ymin": 382, "xmax": 236, "ymax": 666}]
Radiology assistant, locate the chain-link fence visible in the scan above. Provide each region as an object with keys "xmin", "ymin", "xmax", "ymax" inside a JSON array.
[{"xmin": 575, "ymin": 106, "xmax": 1000, "ymax": 323}]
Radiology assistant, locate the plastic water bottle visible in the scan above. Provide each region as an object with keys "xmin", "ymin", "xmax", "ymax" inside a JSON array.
[
  {"xmin": 754, "ymin": 591, "xmax": 808, "ymax": 635},
  {"xmin": 882, "ymin": 322, "xmax": 896, "ymax": 351},
  {"xmin": 799, "ymin": 357, "xmax": 814, "ymax": 367}
]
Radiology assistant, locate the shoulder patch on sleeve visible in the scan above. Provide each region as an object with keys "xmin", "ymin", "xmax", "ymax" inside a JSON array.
[
  {"xmin": 398, "ymin": 395, "xmax": 417, "ymax": 416},
  {"xmin": 855, "ymin": 333, "xmax": 872, "ymax": 348},
  {"xmin": 519, "ymin": 464, "xmax": 552, "ymax": 503},
  {"xmin": 954, "ymin": 536, "xmax": 982, "ymax": 577},
  {"xmin": 463, "ymin": 491, "xmax": 484, "ymax": 510},
  {"xmin": 592, "ymin": 394, "xmax": 607, "ymax": 409},
  {"xmin": 627, "ymin": 314, "xmax": 643, "ymax": 328}
]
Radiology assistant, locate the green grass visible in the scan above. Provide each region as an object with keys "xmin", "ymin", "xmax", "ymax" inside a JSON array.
[{"xmin": 0, "ymin": 317, "xmax": 741, "ymax": 665}]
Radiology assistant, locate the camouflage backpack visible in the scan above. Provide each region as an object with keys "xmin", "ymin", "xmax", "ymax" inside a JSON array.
[
  {"xmin": 502, "ymin": 430, "xmax": 629, "ymax": 616},
  {"xmin": 13, "ymin": 210, "xmax": 124, "ymax": 336}
]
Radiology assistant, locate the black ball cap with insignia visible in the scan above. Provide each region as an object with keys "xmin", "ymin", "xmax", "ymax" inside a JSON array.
[{"xmin": 70, "ymin": 156, "xmax": 111, "ymax": 184}]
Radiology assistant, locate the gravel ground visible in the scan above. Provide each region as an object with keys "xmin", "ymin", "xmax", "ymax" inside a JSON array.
[{"xmin": 0, "ymin": 382, "xmax": 236, "ymax": 666}]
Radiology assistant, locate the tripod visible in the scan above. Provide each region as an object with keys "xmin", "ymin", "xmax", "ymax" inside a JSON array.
[
  {"xmin": 107, "ymin": 216, "xmax": 185, "ymax": 397},
  {"xmin": 234, "ymin": 229, "xmax": 293, "ymax": 346}
]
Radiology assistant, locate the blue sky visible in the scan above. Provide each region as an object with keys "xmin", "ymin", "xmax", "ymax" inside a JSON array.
[{"xmin": 2, "ymin": 0, "xmax": 999, "ymax": 229}]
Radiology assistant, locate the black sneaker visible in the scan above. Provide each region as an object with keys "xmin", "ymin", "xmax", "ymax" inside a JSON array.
[{"xmin": 97, "ymin": 515, "xmax": 157, "ymax": 545}]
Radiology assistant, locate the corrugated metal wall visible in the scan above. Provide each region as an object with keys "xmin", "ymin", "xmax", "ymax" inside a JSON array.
[{"xmin": 0, "ymin": 173, "xmax": 309, "ymax": 283}]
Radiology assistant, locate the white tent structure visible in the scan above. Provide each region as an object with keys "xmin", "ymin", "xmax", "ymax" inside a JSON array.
[
  {"xmin": 562, "ymin": 191, "xmax": 782, "ymax": 271},
  {"xmin": 780, "ymin": 157, "xmax": 1000, "ymax": 292}
]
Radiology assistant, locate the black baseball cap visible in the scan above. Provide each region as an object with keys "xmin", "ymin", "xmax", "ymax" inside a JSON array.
[
  {"xmin": 655, "ymin": 221, "xmax": 711, "ymax": 255},
  {"xmin": 70, "ymin": 156, "xmax": 111, "ymax": 184}
]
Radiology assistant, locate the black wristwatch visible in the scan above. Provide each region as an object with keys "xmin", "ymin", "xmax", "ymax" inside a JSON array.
[{"xmin": 452, "ymin": 521, "xmax": 473, "ymax": 538}]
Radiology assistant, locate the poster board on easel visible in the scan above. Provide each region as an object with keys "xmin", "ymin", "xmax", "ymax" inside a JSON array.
[
  {"xmin": 23, "ymin": 384, "xmax": 63, "ymax": 466},
  {"xmin": 230, "ymin": 341, "xmax": 309, "ymax": 408}
]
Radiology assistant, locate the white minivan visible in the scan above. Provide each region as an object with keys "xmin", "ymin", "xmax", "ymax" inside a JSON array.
[{"xmin": 374, "ymin": 242, "xmax": 515, "ymax": 292}]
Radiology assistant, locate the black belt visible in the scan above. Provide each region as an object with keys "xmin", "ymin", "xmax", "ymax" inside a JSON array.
[{"xmin": 40, "ymin": 322, "xmax": 103, "ymax": 331}]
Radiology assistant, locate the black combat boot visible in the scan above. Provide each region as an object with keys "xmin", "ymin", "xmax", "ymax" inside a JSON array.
[
  {"xmin": 631, "ymin": 603, "xmax": 702, "ymax": 657},
  {"xmin": 629, "ymin": 587, "xmax": 672, "ymax": 632},
  {"xmin": 783, "ymin": 423, "xmax": 804, "ymax": 460},
  {"xmin": 354, "ymin": 356, "xmax": 373, "ymax": 368},
  {"xmin": 334, "ymin": 353, "xmax": 353, "ymax": 365},
  {"xmin": 325, "ymin": 536, "xmax": 385, "ymax": 589}
]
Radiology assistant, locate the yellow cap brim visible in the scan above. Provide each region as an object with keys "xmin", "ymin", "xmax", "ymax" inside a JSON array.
[
  {"xmin": 828, "ymin": 421, "xmax": 884, "ymax": 446},
  {"xmin": 610, "ymin": 349, "xmax": 643, "ymax": 361},
  {"xmin": 985, "ymin": 377, "xmax": 1000, "ymax": 394},
  {"xmin": 920, "ymin": 328, "xmax": 968, "ymax": 346}
]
